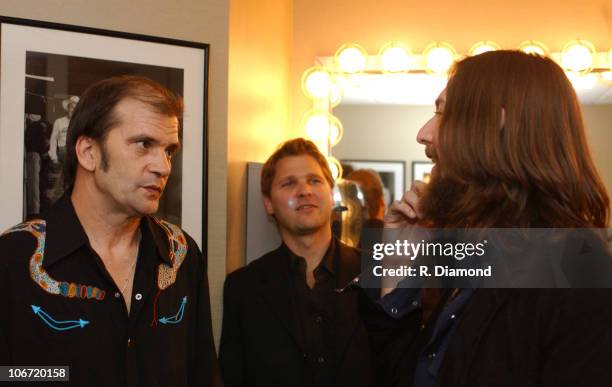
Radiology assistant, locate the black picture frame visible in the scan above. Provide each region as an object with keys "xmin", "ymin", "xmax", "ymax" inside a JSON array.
[
  {"xmin": 341, "ymin": 159, "xmax": 406, "ymax": 204},
  {"xmin": 0, "ymin": 16, "xmax": 209, "ymax": 252}
]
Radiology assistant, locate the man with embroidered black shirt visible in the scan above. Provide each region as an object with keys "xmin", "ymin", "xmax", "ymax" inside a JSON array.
[
  {"xmin": 219, "ymin": 138, "xmax": 375, "ymax": 387},
  {"xmin": 0, "ymin": 76, "xmax": 221, "ymax": 386}
]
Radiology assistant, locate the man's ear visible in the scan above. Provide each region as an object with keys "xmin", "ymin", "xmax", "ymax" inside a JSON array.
[
  {"xmin": 263, "ymin": 194, "xmax": 274, "ymax": 216},
  {"xmin": 75, "ymin": 136, "xmax": 98, "ymax": 172}
]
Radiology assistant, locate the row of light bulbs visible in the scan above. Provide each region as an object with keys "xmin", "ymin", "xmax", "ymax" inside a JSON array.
[
  {"xmin": 302, "ymin": 39, "xmax": 612, "ymax": 180},
  {"xmin": 332, "ymin": 39, "xmax": 610, "ymax": 75}
]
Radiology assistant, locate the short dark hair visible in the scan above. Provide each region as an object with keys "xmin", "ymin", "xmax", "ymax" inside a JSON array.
[
  {"xmin": 63, "ymin": 75, "xmax": 183, "ymax": 187},
  {"xmin": 261, "ymin": 138, "xmax": 334, "ymax": 197}
]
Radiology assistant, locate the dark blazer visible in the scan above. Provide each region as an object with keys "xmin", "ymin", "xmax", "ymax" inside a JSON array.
[
  {"xmin": 220, "ymin": 241, "xmax": 376, "ymax": 387},
  {"xmin": 361, "ymin": 288, "xmax": 612, "ymax": 387}
]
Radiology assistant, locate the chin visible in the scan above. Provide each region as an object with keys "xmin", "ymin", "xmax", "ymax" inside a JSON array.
[
  {"xmin": 295, "ymin": 221, "xmax": 327, "ymax": 235},
  {"xmin": 135, "ymin": 203, "xmax": 159, "ymax": 217}
]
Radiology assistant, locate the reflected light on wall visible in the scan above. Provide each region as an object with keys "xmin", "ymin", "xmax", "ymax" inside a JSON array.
[
  {"xmin": 423, "ymin": 42, "xmax": 456, "ymax": 75},
  {"xmin": 335, "ymin": 43, "xmax": 368, "ymax": 74},
  {"xmin": 469, "ymin": 41, "xmax": 500, "ymax": 56},
  {"xmin": 378, "ymin": 42, "xmax": 412, "ymax": 73},
  {"xmin": 561, "ymin": 39, "xmax": 596, "ymax": 74},
  {"xmin": 518, "ymin": 40, "xmax": 549, "ymax": 56}
]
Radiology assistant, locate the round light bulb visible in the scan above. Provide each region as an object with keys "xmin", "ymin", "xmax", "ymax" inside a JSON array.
[
  {"xmin": 518, "ymin": 40, "xmax": 549, "ymax": 56},
  {"xmin": 423, "ymin": 42, "xmax": 456, "ymax": 75},
  {"xmin": 302, "ymin": 67, "xmax": 332, "ymax": 99},
  {"xmin": 335, "ymin": 43, "xmax": 368, "ymax": 74},
  {"xmin": 379, "ymin": 42, "xmax": 412, "ymax": 73},
  {"xmin": 469, "ymin": 41, "xmax": 500, "ymax": 56},
  {"xmin": 301, "ymin": 111, "xmax": 344, "ymax": 146},
  {"xmin": 561, "ymin": 39, "xmax": 596, "ymax": 74}
]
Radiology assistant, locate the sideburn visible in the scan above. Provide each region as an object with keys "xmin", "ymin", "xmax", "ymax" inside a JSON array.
[{"xmin": 99, "ymin": 140, "xmax": 110, "ymax": 172}]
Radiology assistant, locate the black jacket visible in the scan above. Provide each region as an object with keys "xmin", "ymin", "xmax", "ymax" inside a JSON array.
[
  {"xmin": 220, "ymin": 240, "xmax": 376, "ymax": 387},
  {"xmin": 362, "ymin": 287, "xmax": 612, "ymax": 387}
]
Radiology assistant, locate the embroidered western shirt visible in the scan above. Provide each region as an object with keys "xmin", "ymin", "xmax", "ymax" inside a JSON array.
[{"xmin": 0, "ymin": 194, "xmax": 221, "ymax": 387}]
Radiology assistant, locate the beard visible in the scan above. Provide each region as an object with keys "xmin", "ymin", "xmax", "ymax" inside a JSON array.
[{"xmin": 419, "ymin": 173, "xmax": 467, "ymax": 227}]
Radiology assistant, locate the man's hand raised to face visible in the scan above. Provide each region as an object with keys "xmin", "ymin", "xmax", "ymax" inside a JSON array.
[{"xmin": 384, "ymin": 180, "xmax": 427, "ymax": 228}]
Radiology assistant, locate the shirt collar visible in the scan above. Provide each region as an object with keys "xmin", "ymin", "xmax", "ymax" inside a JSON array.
[
  {"xmin": 284, "ymin": 237, "xmax": 337, "ymax": 276},
  {"xmin": 42, "ymin": 193, "xmax": 173, "ymax": 268}
]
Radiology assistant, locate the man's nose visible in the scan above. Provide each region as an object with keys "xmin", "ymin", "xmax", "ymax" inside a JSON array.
[
  {"xmin": 417, "ymin": 117, "xmax": 435, "ymax": 146},
  {"xmin": 296, "ymin": 180, "xmax": 313, "ymax": 197},
  {"xmin": 150, "ymin": 149, "xmax": 171, "ymax": 177}
]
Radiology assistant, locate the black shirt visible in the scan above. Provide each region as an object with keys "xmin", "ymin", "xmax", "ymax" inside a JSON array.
[
  {"xmin": 287, "ymin": 239, "xmax": 338, "ymax": 387},
  {"xmin": 0, "ymin": 194, "xmax": 220, "ymax": 387}
]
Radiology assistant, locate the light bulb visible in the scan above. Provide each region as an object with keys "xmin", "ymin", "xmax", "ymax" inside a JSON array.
[
  {"xmin": 518, "ymin": 40, "xmax": 549, "ymax": 56},
  {"xmin": 379, "ymin": 42, "xmax": 412, "ymax": 73},
  {"xmin": 469, "ymin": 41, "xmax": 500, "ymax": 56},
  {"xmin": 335, "ymin": 43, "xmax": 368, "ymax": 74},
  {"xmin": 302, "ymin": 67, "xmax": 332, "ymax": 99},
  {"xmin": 423, "ymin": 42, "xmax": 456, "ymax": 75},
  {"xmin": 561, "ymin": 39, "xmax": 596, "ymax": 74}
]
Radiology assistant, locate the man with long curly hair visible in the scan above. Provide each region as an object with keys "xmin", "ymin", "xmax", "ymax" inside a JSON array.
[{"xmin": 365, "ymin": 50, "xmax": 611, "ymax": 387}]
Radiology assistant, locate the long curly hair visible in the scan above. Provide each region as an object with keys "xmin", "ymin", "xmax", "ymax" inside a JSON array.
[{"xmin": 428, "ymin": 50, "xmax": 609, "ymax": 228}]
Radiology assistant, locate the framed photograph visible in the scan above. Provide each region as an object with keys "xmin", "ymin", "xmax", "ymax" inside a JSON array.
[
  {"xmin": 0, "ymin": 16, "xmax": 209, "ymax": 250},
  {"xmin": 412, "ymin": 161, "xmax": 434, "ymax": 183},
  {"xmin": 341, "ymin": 159, "xmax": 406, "ymax": 205}
]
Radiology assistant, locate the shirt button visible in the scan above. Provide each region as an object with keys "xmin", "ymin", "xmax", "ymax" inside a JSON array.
[
  {"xmin": 427, "ymin": 353, "xmax": 436, "ymax": 360},
  {"xmin": 315, "ymin": 316, "xmax": 323, "ymax": 323},
  {"xmin": 135, "ymin": 293, "xmax": 142, "ymax": 301},
  {"xmin": 450, "ymin": 314, "xmax": 456, "ymax": 320},
  {"xmin": 114, "ymin": 292, "xmax": 121, "ymax": 298},
  {"xmin": 391, "ymin": 307, "xmax": 398, "ymax": 314},
  {"xmin": 412, "ymin": 300, "xmax": 419, "ymax": 307},
  {"xmin": 317, "ymin": 356, "xmax": 325, "ymax": 364},
  {"xmin": 127, "ymin": 338, "xmax": 132, "ymax": 348}
]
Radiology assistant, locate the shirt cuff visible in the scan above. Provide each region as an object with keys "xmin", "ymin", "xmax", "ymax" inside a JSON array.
[{"xmin": 378, "ymin": 287, "xmax": 422, "ymax": 319}]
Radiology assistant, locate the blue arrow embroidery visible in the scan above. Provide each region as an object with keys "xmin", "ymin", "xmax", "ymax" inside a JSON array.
[
  {"xmin": 158, "ymin": 296, "xmax": 187, "ymax": 325},
  {"xmin": 31, "ymin": 305, "xmax": 89, "ymax": 331}
]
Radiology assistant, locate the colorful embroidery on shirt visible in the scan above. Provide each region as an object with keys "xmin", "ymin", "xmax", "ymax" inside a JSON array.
[
  {"xmin": 158, "ymin": 296, "xmax": 187, "ymax": 325},
  {"xmin": 2, "ymin": 220, "xmax": 106, "ymax": 301},
  {"xmin": 31, "ymin": 304, "xmax": 90, "ymax": 331},
  {"xmin": 152, "ymin": 218, "xmax": 188, "ymax": 290},
  {"xmin": 150, "ymin": 218, "xmax": 189, "ymax": 326}
]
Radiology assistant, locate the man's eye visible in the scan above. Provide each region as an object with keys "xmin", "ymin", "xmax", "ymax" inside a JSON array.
[
  {"xmin": 165, "ymin": 149, "xmax": 176, "ymax": 158},
  {"xmin": 281, "ymin": 181, "xmax": 294, "ymax": 188},
  {"xmin": 136, "ymin": 140, "xmax": 150, "ymax": 149},
  {"xmin": 310, "ymin": 178, "xmax": 322, "ymax": 184}
]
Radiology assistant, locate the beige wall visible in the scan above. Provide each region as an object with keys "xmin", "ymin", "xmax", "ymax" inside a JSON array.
[
  {"xmin": 582, "ymin": 105, "xmax": 612, "ymax": 211},
  {"xmin": 291, "ymin": 0, "xmax": 612, "ymax": 133},
  {"xmin": 227, "ymin": 0, "xmax": 294, "ymax": 273},
  {"xmin": 0, "ymin": 0, "xmax": 229, "ymax": 341},
  {"xmin": 333, "ymin": 105, "xmax": 432, "ymax": 184},
  {"xmin": 334, "ymin": 104, "xmax": 612, "ymax": 225}
]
